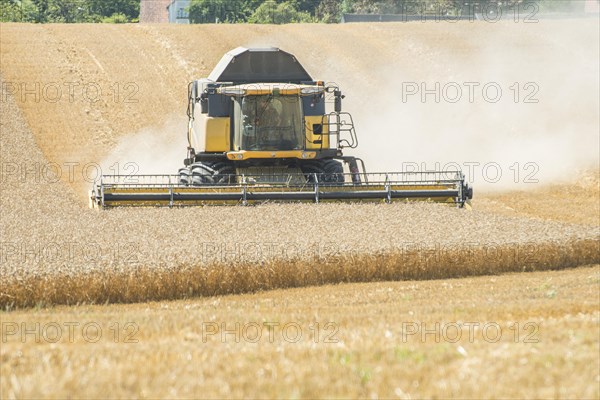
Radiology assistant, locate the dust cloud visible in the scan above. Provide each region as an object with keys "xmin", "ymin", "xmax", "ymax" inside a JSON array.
[
  {"xmin": 335, "ymin": 20, "xmax": 599, "ymax": 191},
  {"xmin": 100, "ymin": 116, "xmax": 188, "ymax": 175}
]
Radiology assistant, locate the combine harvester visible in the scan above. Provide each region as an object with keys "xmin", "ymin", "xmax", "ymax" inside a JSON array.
[{"xmin": 90, "ymin": 47, "xmax": 472, "ymax": 208}]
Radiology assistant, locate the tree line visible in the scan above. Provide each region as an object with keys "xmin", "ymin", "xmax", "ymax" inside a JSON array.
[
  {"xmin": 0, "ymin": 0, "xmax": 586, "ymax": 23},
  {"xmin": 1, "ymin": 0, "xmax": 139, "ymax": 22}
]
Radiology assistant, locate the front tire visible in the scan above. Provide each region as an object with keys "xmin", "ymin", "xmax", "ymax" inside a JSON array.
[
  {"xmin": 179, "ymin": 161, "xmax": 236, "ymax": 186},
  {"xmin": 301, "ymin": 160, "xmax": 344, "ymax": 184}
]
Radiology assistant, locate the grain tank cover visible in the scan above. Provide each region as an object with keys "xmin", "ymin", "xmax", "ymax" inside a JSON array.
[{"xmin": 207, "ymin": 47, "xmax": 313, "ymax": 84}]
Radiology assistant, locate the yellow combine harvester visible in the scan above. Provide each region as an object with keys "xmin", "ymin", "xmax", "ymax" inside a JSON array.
[{"xmin": 90, "ymin": 47, "xmax": 472, "ymax": 208}]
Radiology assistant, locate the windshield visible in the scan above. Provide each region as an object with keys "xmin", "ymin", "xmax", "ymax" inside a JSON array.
[{"xmin": 234, "ymin": 95, "xmax": 303, "ymax": 151}]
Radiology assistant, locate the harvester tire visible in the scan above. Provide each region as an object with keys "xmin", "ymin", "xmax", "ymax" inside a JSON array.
[
  {"xmin": 322, "ymin": 159, "xmax": 344, "ymax": 183},
  {"xmin": 190, "ymin": 163, "xmax": 215, "ymax": 185},
  {"xmin": 209, "ymin": 162, "xmax": 236, "ymax": 185},
  {"xmin": 178, "ymin": 167, "xmax": 191, "ymax": 185},
  {"xmin": 302, "ymin": 160, "xmax": 344, "ymax": 184},
  {"xmin": 181, "ymin": 161, "xmax": 236, "ymax": 186}
]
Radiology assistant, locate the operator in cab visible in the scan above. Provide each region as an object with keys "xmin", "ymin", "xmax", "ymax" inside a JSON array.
[{"xmin": 241, "ymin": 95, "xmax": 301, "ymax": 151}]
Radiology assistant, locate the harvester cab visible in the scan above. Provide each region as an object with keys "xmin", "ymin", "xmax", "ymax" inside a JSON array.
[
  {"xmin": 90, "ymin": 47, "xmax": 473, "ymax": 208},
  {"xmin": 182, "ymin": 47, "xmax": 360, "ymax": 185}
]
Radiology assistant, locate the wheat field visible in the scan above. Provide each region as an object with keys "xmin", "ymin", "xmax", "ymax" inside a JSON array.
[
  {"xmin": 1, "ymin": 83, "xmax": 598, "ymax": 307},
  {"xmin": 2, "ymin": 266, "xmax": 599, "ymax": 399},
  {"xmin": 0, "ymin": 18, "xmax": 599, "ymax": 399}
]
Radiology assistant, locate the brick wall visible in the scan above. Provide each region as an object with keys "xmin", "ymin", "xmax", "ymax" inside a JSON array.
[{"xmin": 140, "ymin": 0, "xmax": 171, "ymax": 23}]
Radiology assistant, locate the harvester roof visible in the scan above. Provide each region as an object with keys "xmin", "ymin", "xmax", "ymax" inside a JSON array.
[{"xmin": 208, "ymin": 47, "xmax": 313, "ymax": 84}]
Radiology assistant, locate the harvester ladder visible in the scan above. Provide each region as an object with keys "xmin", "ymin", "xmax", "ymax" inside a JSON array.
[{"xmin": 324, "ymin": 112, "xmax": 358, "ymax": 150}]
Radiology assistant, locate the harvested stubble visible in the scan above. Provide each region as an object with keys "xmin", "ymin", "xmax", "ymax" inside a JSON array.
[{"xmin": 1, "ymin": 83, "xmax": 598, "ymax": 308}]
